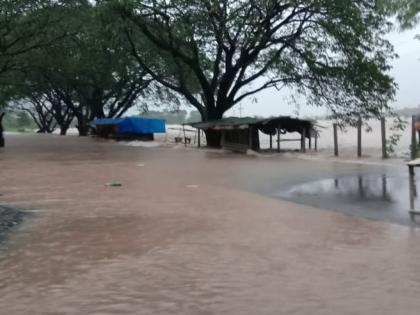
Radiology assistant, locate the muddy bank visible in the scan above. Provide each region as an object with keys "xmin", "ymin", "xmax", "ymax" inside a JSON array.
[{"xmin": 0, "ymin": 205, "xmax": 24, "ymax": 242}]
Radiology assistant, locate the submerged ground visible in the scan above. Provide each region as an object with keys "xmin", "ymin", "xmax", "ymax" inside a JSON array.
[{"xmin": 1, "ymin": 134, "xmax": 420, "ymax": 314}]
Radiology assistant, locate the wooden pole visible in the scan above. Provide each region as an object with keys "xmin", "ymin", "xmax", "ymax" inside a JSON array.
[
  {"xmin": 183, "ymin": 124, "xmax": 187, "ymax": 147},
  {"xmin": 197, "ymin": 129, "xmax": 201, "ymax": 148},
  {"xmin": 248, "ymin": 126, "xmax": 253, "ymax": 150},
  {"xmin": 277, "ymin": 125, "xmax": 280, "ymax": 153},
  {"xmin": 314, "ymin": 131, "xmax": 318, "ymax": 151},
  {"xmin": 357, "ymin": 117, "xmax": 362, "ymax": 158},
  {"xmin": 301, "ymin": 128, "xmax": 306, "ymax": 152},
  {"xmin": 269, "ymin": 134, "xmax": 273, "ymax": 150},
  {"xmin": 381, "ymin": 117, "xmax": 387, "ymax": 159},
  {"xmin": 412, "ymin": 115, "xmax": 417, "ymax": 160},
  {"xmin": 333, "ymin": 123, "xmax": 338, "ymax": 156},
  {"xmin": 308, "ymin": 131, "xmax": 312, "ymax": 150},
  {"xmin": 221, "ymin": 130, "xmax": 226, "ymax": 148}
]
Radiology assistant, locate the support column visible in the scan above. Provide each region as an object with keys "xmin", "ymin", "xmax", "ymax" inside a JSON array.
[
  {"xmin": 248, "ymin": 126, "xmax": 253, "ymax": 150},
  {"xmin": 301, "ymin": 128, "xmax": 306, "ymax": 153},
  {"xmin": 269, "ymin": 134, "xmax": 273, "ymax": 150}
]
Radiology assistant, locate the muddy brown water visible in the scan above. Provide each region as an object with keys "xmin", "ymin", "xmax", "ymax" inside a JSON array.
[{"xmin": 2, "ymin": 134, "xmax": 420, "ymax": 314}]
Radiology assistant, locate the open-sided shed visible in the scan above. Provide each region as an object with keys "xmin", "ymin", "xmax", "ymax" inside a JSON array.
[
  {"xmin": 190, "ymin": 116, "xmax": 317, "ymax": 152},
  {"xmin": 89, "ymin": 116, "xmax": 166, "ymax": 140}
]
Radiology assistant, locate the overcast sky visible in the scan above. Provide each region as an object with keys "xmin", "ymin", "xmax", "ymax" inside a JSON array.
[{"xmin": 225, "ymin": 25, "xmax": 420, "ymax": 118}]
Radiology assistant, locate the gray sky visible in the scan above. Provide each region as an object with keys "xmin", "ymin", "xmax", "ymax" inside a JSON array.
[{"xmin": 226, "ymin": 25, "xmax": 420, "ymax": 118}]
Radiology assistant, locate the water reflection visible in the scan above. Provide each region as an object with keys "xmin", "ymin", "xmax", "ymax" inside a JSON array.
[{"xmin": 277, "ymin": 174, "xmax": 419, "ymax": 226}]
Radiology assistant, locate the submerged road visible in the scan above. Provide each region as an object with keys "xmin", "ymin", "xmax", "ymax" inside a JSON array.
[{"xmin": 1, "ymin": 134, "xmax": 420, "ymax": 314}]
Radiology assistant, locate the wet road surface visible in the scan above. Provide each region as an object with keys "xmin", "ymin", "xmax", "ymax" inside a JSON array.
[{"xmin": 1, "ymin": 134, "xmax": 420, "ymax": 314}]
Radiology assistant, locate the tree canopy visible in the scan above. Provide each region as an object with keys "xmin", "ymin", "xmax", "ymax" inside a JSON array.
[
  {"xmin": 0, "ymin": 0, "xmax": 408, "ymax": 146},
  {"xmin": 109, "ymin": 1, "xmax": 396, "ymax": 122}
]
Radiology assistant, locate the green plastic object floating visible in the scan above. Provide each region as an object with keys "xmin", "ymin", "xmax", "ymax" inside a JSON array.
[{"xmin": 105, "ymin": 181, "xmax": 122, "ymax": 187}]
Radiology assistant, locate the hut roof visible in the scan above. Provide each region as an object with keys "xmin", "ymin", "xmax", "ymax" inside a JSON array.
[{"xmin": 189, "ymin": 116, "xmax": 315, "ymax": 135}]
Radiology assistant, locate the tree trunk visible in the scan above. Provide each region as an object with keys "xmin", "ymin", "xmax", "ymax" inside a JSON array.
[
  {"xmin": 202, "ymin": 108, "xmax": 224, "ymax": 147},
  {"xmin": 76, "ymin": 115, "xmax": 88, "ymax": 136},
  {"xmin": 60, "ymin": 126, "xmax": 68, "ymax": 136},
  {"xmin": 0, "ymin": 112, "xmax": 5, "ymax": 148}
]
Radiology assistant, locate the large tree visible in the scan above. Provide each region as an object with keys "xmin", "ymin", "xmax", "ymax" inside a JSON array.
[
  {"xmin": 109, "ymin": 0, "xmax": 397, "ymax": 146},
  {"xmin": 3, "ymin": 1, "xmax": 157, "ymax": 136}
]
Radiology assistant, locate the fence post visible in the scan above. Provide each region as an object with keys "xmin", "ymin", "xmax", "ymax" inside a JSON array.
[
  {"xmin": 381, "ymin": 117, "xmax": 387, "ymax": 159},
  {"xmin": 412, "ymin": 115, "xmax": 417, "ymax": 160},
  {"xmin": 333, "ymin": 123, "xmax": 338, "ymax": 156},
  {"xmin": 357, "ymin": 117, "xmax": 362, "ymax": 158}
]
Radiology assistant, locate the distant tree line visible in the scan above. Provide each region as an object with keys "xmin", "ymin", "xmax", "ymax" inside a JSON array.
[{"xmin": 0, "ymin": 0, "xmax": 419, "ymax": 146}]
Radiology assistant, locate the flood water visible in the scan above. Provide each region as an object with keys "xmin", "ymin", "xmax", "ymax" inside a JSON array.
[
  {"xmin": 2, "ymin": 134, "xmax": 420, "ymax": 314},
  {"xmin": 276, "ymin": 173, "xmax": 420, "ymax": 226}
]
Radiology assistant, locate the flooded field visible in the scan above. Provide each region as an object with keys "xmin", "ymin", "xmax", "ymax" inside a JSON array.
[{"xmin": 2, "ymin": 134, "xmax": 420, "ymax": 314}]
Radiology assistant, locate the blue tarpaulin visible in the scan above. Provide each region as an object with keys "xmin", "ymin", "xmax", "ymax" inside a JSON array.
[{"xmin": 90, "ymin": 117, "xmax": 166, "ymax": 134}]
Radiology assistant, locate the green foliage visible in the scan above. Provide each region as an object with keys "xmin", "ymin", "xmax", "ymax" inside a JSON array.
[
  {"xmin": 386, "ymin": 116, "xmax": 407, "ymax": 156},
  {"xmin": 379, "ymin": 0, "xmax": 420, "ymax": 29},
  {"xmin": 2, "ymin": 110, "xmax": 37, "ymax": 132}
]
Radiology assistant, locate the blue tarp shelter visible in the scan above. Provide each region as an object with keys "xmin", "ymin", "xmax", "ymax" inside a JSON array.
[{"xmin": 90, "ymin": 117, "xmax": 166, "ymax": 135}]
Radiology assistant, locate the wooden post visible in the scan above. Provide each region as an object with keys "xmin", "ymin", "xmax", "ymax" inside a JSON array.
[
  {"xmin": 357, "ymin": 117, "xmax": 362, "ymax": 158},
  {"xmin": 381, "ymin": 117, "xmax": 387, "ymax": 159},
  {"xmin": 248, "ymin": 126, "xmax": 253, "ymax": 150},
  {"xmin": 269, "ymin": 134, "xmax": 273, "ymax": 150},
  {"xmin": 277, "ymin": 125, "xmax": 280, "ymax": 153},
  {"xmin": 409, "ymin": 165, "xmax": 416, "ymax": 212},
  {"xmin": 183, "ymin": 124, "xmax": 187, "ymax": 147},
  {"xmin": 314, "ymin": 131, "xmax": 318, "ymax": 151},
  {"xmin": 333, "ymin": 123, "xmax": 338, "ymax": 156},
  {"xmin": 0, "ymin": 112, "xmax": 4, "ymax": 148},
  {"xmin": 301, "ymin": 128, "xmax": 306, "ymax": 152},
  {"xmin": 221, "ymin": 130, "xmax": 226, "ymax": 148},
  {"xmin": 197, "ymin": 129, "xmax": 201, "ymax": 148},
  {"xmin": 412, "ymin": 115, "xmax": 417, "ymax": 160},
  {"xmin": 308, "ymin": 130, "xmax": 312, "ymax": 150}
]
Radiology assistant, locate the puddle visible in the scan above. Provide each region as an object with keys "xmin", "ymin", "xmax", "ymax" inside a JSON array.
[{"xmin": 276, "ymin": 174, "xmax": 420, "ymax": 226}]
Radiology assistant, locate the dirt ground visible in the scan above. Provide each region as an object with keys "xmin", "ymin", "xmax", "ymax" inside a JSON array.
[{"xmin": 1, "ymin": 134, "xmax": 420, "ymax": 315}]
